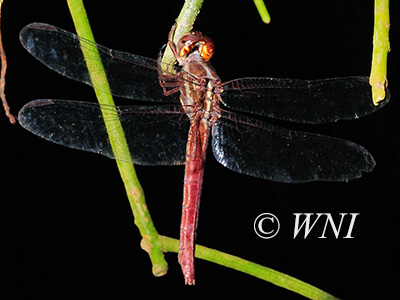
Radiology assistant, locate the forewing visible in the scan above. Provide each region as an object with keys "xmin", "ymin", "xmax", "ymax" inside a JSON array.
[
  {"xmin": 19, "ymin": 23, "xmax": 180, "ymax": 103},
  {"xmin": 222, "ymin": 76, "xmax": 389, "ymax": 124}
]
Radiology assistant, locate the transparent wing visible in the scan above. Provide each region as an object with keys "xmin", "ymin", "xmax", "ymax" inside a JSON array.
[
  {"xmin": 212, "ymin": 111, "xmax": 375, "ymax": 183},
  {"xmin": 222, "ymin": 76, "xmax": 389, "ymax": 124},
  {"xmin": 18, "ymin": 99, "xmax": 189, "ymax": 165},
  {"xmin": 19, "ymin": 23, "xmax": 180, "ymax": 103}
]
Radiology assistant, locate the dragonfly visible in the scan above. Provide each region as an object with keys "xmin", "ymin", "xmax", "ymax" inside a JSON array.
[{"xmin": 18, "ymin": 23, "xmax": 389, "ymax": 285}]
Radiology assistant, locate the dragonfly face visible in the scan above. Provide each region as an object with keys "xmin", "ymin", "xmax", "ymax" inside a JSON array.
[{"xmin": 176, "ymin": 31, "xmax": 215, "ymax": 62}]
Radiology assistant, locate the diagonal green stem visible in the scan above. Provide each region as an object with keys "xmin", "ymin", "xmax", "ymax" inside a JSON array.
[
  {"xmin": 161, "ymin": 0, "xmax": 204, "ymax": 67},
  {"xmin": 253, "ymin": 0, "xmax": 271, "ymax": 23},
  {"xmin": 160, "ymin": 236, "xmax": 339, "ymax": 300},
  {"xmin": 66, "ymin": 0, "xmax": 168, "ymax": 276}
]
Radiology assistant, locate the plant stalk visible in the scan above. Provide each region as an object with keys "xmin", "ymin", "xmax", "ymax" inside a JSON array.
[{"xmin": 66, "ymin": 0, "xmax": 168, "ymax": 276}]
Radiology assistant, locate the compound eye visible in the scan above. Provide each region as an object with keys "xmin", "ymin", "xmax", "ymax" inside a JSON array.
[
  {"xmin": 179, "ymin": 43, "xmax": 194, "ymax": 58},
  {"xmin": 199, "ymin": 41, "xmax": 214, "ymax": 61},
  {"xmin": 177, "ymin": 32, "xmax": 202, "ymax": 59}
]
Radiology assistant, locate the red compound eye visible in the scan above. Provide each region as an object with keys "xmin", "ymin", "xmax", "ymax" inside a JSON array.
[{"xmin": 177, "ymin": 32, "xmax": 214, "ymax": 61}]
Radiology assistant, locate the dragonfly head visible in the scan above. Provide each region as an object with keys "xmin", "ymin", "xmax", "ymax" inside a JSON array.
[{"xmin": 177, "ymin": 32, "xmax": 214, "ymax": 62}]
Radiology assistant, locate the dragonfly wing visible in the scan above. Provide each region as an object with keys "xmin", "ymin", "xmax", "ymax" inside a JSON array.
[
  {"xmin": 221, "ymin": 76, "xmax": 389, "ymax": 124},
  {"xmin": 211, "ymin": 111, "xmax": 375, "ymax": 183},
  {"xmin": 19, "ymin": 23, "xmax": 180, "ymax": 103},
  {"xmin": 18, "ymin": 100, "xmax": 188, "ymax": 165}
]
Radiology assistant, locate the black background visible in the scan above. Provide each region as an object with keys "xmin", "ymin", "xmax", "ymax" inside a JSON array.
[{"xmin": 1, "ymin": 1, "xmax": 399, "ymax": 299}]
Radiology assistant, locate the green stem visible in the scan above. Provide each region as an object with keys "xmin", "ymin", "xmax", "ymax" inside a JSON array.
[
  {"xmin": 161, "ymin": 0, "xmax": 204, "ymax": 67},
  {"xmin": 66, "ymin": 0, "xmax": 168, "ymax": 276},
  {"xmin": 370, "ymin": 0, "xmax": 390, "ymax": 105},
  {"xmin": 160, "ymin": 236, "xmax": 339, "ymax": 300},
  {"xmin": 253, "ymin": 0, "xmax": 271, "ymax": 23}
]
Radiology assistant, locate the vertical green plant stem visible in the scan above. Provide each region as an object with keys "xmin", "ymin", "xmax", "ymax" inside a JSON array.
[
  {"xmin": 370, "ymin": 0, "xmax": 390, "ymax": 105},
  {"xmin": 159, "ymin": 236, "xmax": 339, "ymax": 300},
  {"xmin": 66, "ymin": 0, "xmax": 168, "ymax": 277},
  {"xmin": 253, "ymin": 0, "xmax": 271, "ymax": 23}
]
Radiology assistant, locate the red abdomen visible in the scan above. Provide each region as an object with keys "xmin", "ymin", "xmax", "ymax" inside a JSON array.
[{"xmin": 178, "ymin": 118, "xmax": 210, "ymax": 285}]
